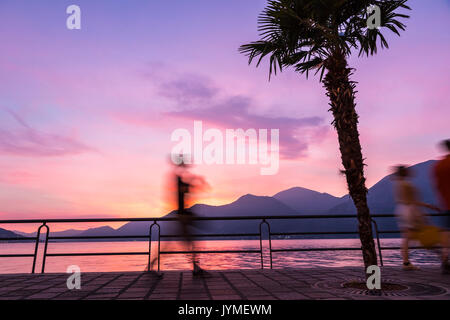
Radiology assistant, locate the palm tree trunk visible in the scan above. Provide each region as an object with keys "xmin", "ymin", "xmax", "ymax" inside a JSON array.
[{"xmin": 323, "ymin": 49, "xmax": 378, "ymax": 268}]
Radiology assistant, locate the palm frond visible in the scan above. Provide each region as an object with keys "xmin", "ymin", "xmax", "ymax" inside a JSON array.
[{"xmin": 239, "ymin": 0, "xmax": 411, "ymax": 80}]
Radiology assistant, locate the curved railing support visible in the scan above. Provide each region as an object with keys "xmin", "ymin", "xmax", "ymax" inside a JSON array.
[
  {"xmin": 148, "ymin": 221, "xmax": 161, "ymax": 271},
  {"xmin": 259, "ymin": 219, "xmax": 273, "ymax": 269},
  {"xmin": 32, "ymin": 223, "xmax": 50, "ymax": 274},
  {"xmin": 371, "ymin": 218, "xmax": 384, "ymax": 267}
]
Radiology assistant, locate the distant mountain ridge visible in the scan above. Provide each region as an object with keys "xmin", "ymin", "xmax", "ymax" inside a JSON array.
[
  {"xmin": 6, "ymin": 160, "xmax": 444, "ymax": 240},
  {"xmin": 326, "ymin": 160, "xmax": 440, "ymax": 215},
  {"xmin": 273, "ymin": 187, "xmax": 345, "ymax": 214},
  {"xmin": 0, "ymin": 228, "xmax": 22, "ymax": 239}
]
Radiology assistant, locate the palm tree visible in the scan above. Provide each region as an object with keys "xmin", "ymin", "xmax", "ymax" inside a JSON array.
[{"xmin": 240, "ymin": 0, "xmax": 410, "ymax": 267}]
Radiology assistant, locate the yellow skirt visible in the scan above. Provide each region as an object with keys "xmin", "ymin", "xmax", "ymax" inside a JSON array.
[{"xmin": 410, "ymin": 225, "xmax": 441, "ymax": 249}]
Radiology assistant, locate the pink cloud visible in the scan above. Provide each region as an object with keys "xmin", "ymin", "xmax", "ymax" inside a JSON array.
[
  {"xmin": 157, "ymin": 73, "xmax": 219, "ymax": 105},
  {"xmin": 166, "ymin": 95, "xmax": 326, "ymax": 159},
  {"xmin": 0, "ymin": 109, "xmax": 95, "ymax": 157},
  {"xmin": 115, "ymin": 71, "xmax": 330, "ymax": 159}
]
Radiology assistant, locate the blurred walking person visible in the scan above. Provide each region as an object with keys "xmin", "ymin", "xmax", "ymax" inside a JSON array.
[
  {"xmin": 433, "ymin": 140, "xmax": 450, "ymax": 233},
  {"xmin": 173, "ymin": 154, "xmax": 210, "ymax": 276},
  {"xmin": 393, "ymin": 165, "xmax": 450, "ymax": 273},
  {"xmin": 146, "ymin": 155, "xmax": 209, "ymax": 275}
]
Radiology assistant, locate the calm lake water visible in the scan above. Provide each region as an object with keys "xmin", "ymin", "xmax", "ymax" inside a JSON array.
[{"xmin": 0, "ymin": 239, "xmax": 442, "ymax": 274}]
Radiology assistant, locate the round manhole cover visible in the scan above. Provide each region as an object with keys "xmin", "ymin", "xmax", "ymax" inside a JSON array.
[{"xmin": 313, "ymin": 278, "xmax": 447, "ymax": 297}]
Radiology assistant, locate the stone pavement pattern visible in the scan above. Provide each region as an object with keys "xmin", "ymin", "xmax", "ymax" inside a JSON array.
[{"xmin": 0, "ymin": 267, "xmax": 449, "ymax": 300}]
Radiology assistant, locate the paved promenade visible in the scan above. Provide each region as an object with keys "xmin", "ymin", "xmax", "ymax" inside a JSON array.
[{"xmin": 0, "ymin": 267, "xmax": 449, "ymax": 300}]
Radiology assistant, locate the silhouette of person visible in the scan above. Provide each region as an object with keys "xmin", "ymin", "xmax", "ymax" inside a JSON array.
[
  {"xmin": 393, "ymin": 165, "xmax": 449, "ymax": 273},
  {"xmin": 146, "ymin": 155, "xmax": 209, "ymax": 275},
  {"xmin": 173, "ymin": 155, "xmax": 209, "ymax": 276},
  {"xmin": 433, "ymin": 140, "xmax": 450, "ymax": 233}
]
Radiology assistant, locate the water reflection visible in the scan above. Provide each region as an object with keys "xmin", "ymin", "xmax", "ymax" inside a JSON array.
[{"xmin": 0, "ymin": 239, "xmax": 442, "ymax": 274}]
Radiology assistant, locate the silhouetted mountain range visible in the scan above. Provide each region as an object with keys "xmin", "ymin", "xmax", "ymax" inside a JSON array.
[
  {"xmin": 8, "ymin": 160, "xmax": 445, "ymax": 241},
  {"xmin": 0, "ymin": 228, "xmax": 22, "ymax": 240},
  {"xmin": 325, "ymin": 160, "xmax": 439, "ymax": 215},
  {"xmin": 273, "ymin": 187, "xmax": 345, "ymax": 214}
]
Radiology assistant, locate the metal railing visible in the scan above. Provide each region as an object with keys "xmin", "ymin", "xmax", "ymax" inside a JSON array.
[{"xmin": 0, "ymin": 213, "xmax": 446, "ymax": 273}]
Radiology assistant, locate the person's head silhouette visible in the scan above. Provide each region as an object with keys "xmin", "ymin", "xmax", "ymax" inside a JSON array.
[{"xmin": 440, "ymin": 139, "xmax": 450, "ymax": 154}]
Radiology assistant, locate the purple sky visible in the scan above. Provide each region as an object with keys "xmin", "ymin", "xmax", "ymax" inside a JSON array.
[{"xmin": 0, "ymin": 0, "xmax": 449, "ymax": 223}]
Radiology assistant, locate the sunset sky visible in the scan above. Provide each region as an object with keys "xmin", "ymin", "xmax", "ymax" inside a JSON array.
[{"xmin": 0, "ymin": 0, "xmax": 449, "ymax": 224}]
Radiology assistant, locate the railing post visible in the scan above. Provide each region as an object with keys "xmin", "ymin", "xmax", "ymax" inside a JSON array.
[
  {"xmin": 371, "ymin": 218, "xmax": 384, "ymax": 267},
  {"xmin": 259, "ymin": 219, "xmax": 273, "ymax": 269},
  {"xmin": 259, "ymin": 220, "xmax": 265, "ymax": 269},
  {"xmin": 31, "ymin": 226, "xmax": 40, "ymax": 274},
  {"xmin": 157, "ymin": 224, "xmax": 161, "ymax": 271},
  {"xmin": 267, "ymin": 223, "xmax": 273, "ymax": 269},
  {"xmin": 31, "ymin": 222, "xmax": 50, "ymax": 274},
  {"xmin": 41, "ymin": 223, "xmax": 50, "ymax": 273},
  {"xmin": 147, "ymin": 223, "xmax": 152, "ymax": 272},
  {"xmin": 148, "ymin": 221, "xmax": 161, "ymax": 272}
]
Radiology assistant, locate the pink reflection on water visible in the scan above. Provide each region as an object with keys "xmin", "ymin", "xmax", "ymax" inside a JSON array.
[{"xmin": 0, "ymin": 239, "xmax": 441, "ymax": 274}]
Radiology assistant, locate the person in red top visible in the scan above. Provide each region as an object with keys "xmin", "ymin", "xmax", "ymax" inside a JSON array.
[{"xmin": 434, "ymin": 139, "xmax": 450, "ymax": 231}]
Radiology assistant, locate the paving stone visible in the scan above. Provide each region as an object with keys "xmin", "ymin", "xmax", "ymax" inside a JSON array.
[{"xmin": 0, "ymin": 267, "xmax": 449, "ymax": 300}]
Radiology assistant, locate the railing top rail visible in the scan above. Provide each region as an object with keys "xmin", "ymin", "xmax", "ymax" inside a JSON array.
[{"xmin": 0, "ymin": 213, "xmax": 446, "ymax": 224}]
